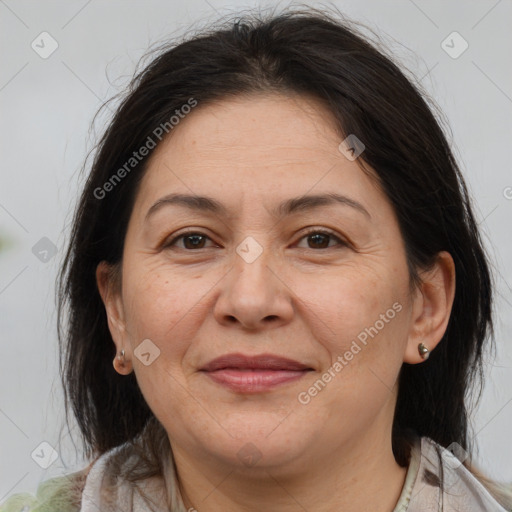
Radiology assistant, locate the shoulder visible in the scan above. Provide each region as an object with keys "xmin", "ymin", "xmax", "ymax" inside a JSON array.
[
  {"xmin": 415, "ymin": 437, "xmax": 512, "ymax": 511},
  {"xmin": 0, "ymin": 466, "xmax": 91, "ymax": 512}
]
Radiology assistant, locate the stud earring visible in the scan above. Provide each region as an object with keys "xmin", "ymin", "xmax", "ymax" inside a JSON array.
[
  {"xmin": 113, "ymin": 349, "xmax": 126, "ymax": 372},
  {"xmin": 418, "ymin": 343, "xmax": 430, "ymax": 360}
]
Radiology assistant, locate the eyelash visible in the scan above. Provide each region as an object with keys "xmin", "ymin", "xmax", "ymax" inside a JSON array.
[{"xmin": 163, "ymin": 228, "xmax": 348, "ymax": 251}]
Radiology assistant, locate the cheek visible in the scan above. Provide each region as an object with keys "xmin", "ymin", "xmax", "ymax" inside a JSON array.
[
  {"xmin": 299, "ymin": 266, "xmax": 407, "ymax": 349},
  {"xmin": 124, "ymin": 244, "xmax": 217, "ymax": 321},
  {"xmin": 120, "ymin": 269, "xmax": 202, "ymax": 424},
  {"xmin": 295, "ymin": 273, "xmax": 409, "ymax": 428},
  {"xmin": 296, "ymin": 267, "xmax": 410, "ymax": 403},
  {"xmin": 121, "ymin": 267, "xmax": 201, "ymax": 359}
]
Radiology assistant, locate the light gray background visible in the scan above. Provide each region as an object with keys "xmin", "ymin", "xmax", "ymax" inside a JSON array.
[{"xmin": 1, "ymin": 0, "xmax": 511, "ymax": 501}]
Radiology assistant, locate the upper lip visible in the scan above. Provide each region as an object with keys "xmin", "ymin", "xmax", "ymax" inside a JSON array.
[{"xmin": 200, "ymin": 353, "xmax": 313, "ymax": 372}]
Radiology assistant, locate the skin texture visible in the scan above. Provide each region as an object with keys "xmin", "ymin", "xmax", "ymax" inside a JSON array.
[{"xmin": 97, "ymin": 93, "xmax": 456, "ymax": 512}]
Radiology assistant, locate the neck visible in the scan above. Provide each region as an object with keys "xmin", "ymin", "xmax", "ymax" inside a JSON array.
[{"xmin": 171, "ymin": 418, "xmax": 408, "ymax": 512}]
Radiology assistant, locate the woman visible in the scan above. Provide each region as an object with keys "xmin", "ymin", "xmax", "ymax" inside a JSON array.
[{"xmin": 2, "ymin": 7, "xmax": 511, "ymax": 512}]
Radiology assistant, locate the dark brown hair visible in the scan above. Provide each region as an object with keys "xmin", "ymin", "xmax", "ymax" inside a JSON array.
[{"xmin": 57, "ymin": 5, "xmax": 509, "ymax": 506}]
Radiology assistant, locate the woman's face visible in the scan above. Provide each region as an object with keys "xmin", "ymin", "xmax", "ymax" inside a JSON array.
[{"xmin": 102, "ymin": 94, "xmax": 427, "ymax": 472}]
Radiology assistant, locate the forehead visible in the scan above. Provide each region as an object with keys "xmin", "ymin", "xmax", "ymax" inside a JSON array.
[
  {"xmin": 151, "ymin": 94, "xmax": 341, "ymax": 163},
  {"xmin": 134, "ymin": 93, "xmax": 387, "ymax": 219}
]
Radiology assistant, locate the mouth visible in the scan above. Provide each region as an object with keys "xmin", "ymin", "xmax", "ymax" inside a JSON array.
[{"xmin": 199, "ymin": 353, "xmax": 314, "ymax": 393}]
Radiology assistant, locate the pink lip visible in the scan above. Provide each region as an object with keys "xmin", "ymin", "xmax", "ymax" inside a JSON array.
[
  {"xmin": 200, "ymin": 353, "xmax": 312, "ymax": 371},
  {"xmin": 204, "ymin": 369, "xmax": 309, "ymax": 393},
  {"xmin": 200, "ymin": 353, "xmax": 313, "ymax": 393}
]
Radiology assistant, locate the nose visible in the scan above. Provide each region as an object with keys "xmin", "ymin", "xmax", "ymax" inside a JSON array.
[{"xmin": 213, "ymin": 244, "xmax": 294, "ymax": 331}]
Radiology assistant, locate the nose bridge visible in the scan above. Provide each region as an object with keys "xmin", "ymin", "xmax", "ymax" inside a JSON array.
[
  {"xmin": 231, "ymin": 236, "xmax": 276, "ymax": 308},
  {"xmin": 213, "ymin": 234, "xmax": 293, "ymax": 329}
]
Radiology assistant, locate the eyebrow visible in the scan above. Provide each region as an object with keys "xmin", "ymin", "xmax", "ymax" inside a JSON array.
[{"xmin": 145, "ymin": 192, "xmax": 371, "ymax": 221}]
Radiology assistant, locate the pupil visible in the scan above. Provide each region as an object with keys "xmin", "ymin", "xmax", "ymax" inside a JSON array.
[
  {"xmin": 185, "ymin": 235, "xmax": 204, "ymax": 249},
  {"xmin": 309, "ymin": 233, "xmax": 328, "ymax": 248}
]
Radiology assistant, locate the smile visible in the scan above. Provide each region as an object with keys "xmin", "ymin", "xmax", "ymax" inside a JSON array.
[{"xmin": 202, "ymin": 368, "xmax": 312, "ymax": 393}]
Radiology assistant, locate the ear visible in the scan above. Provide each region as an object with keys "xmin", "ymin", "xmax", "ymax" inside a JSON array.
[
  {"xmin": 404, "ymin": 251, "xmax": 456, "ymax": 364},
  {"xmin": 96, "ymin": 261, "xmax": 133, "ymax": 374}
]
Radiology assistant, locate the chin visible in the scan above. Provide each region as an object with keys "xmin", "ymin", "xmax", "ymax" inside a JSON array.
[{"xmin": 198, "ymin": 417, "xmax": 313, "ymax": 470}]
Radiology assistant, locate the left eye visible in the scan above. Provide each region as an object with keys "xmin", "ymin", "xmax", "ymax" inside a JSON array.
[
  {"xmin": 164, "ymin": 230, "xmax": 346, "ymax": 250},
  {"xmin": 295, "ymin": 230, "xmax": 346, "ymax": 249}
]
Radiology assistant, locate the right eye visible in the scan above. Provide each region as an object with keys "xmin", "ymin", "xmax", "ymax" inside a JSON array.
[{"xmin": 163, "ymin": 231, "xmax": 218, "ymax": 250}]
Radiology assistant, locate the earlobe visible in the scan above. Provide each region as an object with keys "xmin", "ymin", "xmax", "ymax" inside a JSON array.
[{"xmin": 404, "ymin": 251, "xmax": 456, "ymax": 364}]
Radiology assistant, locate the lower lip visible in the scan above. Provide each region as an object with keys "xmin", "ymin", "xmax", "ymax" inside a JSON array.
[{"xmin": 201, "ymin": 369, "xmax": 310, "ymax": 393}]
